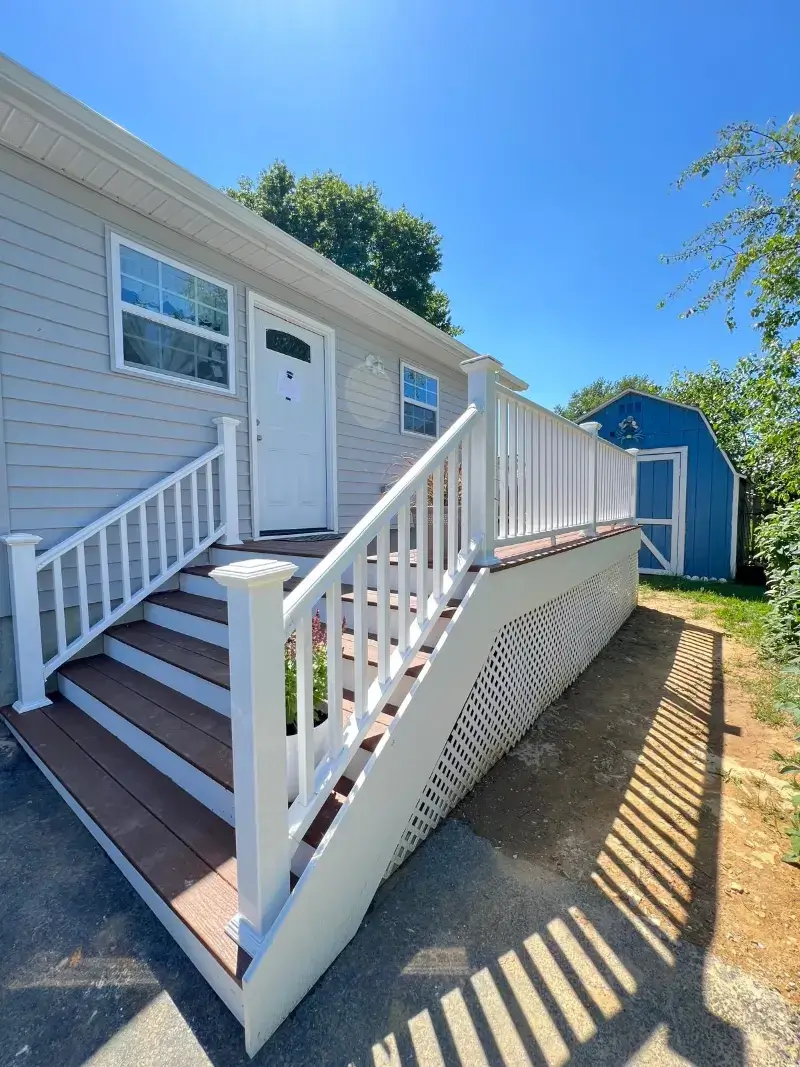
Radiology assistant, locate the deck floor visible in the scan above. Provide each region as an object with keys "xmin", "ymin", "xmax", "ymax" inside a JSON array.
[{"xmin": 222, "ymin": 523, "xmax": 636, "ymax": 570}]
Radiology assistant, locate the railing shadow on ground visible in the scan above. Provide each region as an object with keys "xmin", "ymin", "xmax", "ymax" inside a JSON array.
[{"xmin": 250, "ymin": 604, "xmax": 746, "ymax": 1067}]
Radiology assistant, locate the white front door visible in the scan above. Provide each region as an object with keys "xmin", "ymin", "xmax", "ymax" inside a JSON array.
[{"xmin": 254, "ymin": 307, "xmax": 328, "ymax": 533}]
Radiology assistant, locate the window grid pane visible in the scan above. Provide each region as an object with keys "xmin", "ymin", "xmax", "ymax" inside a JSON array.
[
  {"xmin": 119, "ymin": 244, "xmax": 230, "ymax": 338},
  {"xmin": 122, "ymin": 312, "xmax": 229, "ymax": 389},
  {"xmin": 403, "ymin": 401, "xmax": 437, "ymax": 437}
]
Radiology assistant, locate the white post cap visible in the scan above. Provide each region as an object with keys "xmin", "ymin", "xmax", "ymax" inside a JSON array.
[
  {"xmin": 211, "ymin": 558, "xmax": 297, "ymax": 589},
  {"xmin": 579, "ymin": 421, "xmax": 602, "ymax": 435}
]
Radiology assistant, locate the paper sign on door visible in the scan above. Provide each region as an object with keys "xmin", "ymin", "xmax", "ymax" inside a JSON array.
[{"xmin": 277, "ymin": 368, "xmax": 302, "ymax": 403}]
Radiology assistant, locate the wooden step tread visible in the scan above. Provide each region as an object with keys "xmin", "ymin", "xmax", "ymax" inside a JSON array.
[
  {"xmin": 60, "ymin": 656, "xmax": 234, "ymax": 790},
  {"xmin": 108, "ymin": 621, "xmax": 230, "ymax": 688},
  {"xmin": 217, "ymin": 538, "xmax": 340, "ymax": 559},
  {"xmin": 2, "ymin": 697, "xmax": 249, "ymax": 983},
  {"xmin": 109, "ymin": 621, "xmax": 430, "ymax": 688},
  {"xmin": 148, "ymin": 590, "xmax": 228, "ymax": 624}
]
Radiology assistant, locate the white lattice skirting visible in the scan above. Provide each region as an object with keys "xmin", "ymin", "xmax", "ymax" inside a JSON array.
[{"xmin": 386, "ymin": 550, "xmax": 639, "ymax": 875}]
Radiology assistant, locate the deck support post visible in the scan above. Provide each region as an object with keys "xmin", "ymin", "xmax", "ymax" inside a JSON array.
[
  {"xmin": 462, "ymin": 355, "xmax": 503, "ymax": 565},
  {"xmin": 580, "ymin": 421, "xmax": 602, "ymax": 534},
  {"xmin": 626, "ymin": 447, "xmax": 640, "ymax": 523},
  {"xmin": 211, "ymin": 557, "xmax": 297, "ymax": 955},
  {"xmin": 212, "ymin": 416, "xmax": 242, "ymax": 546},
  {"xmin": 4, "ymin": 534, "xmax": 50, "ymax": 713}
]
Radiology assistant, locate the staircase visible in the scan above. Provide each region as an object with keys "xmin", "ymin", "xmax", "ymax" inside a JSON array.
[
  {"xmin": 4, "ymin": 536, "xmax": 472, "ymax": 1021},
  {"xmin": 1, "ymin": 357, "xmax": 640, "ymax": 1056}
]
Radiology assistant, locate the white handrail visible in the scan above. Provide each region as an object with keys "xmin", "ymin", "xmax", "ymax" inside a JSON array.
[
  {"xmin": 4, "ymin": 417, "xmax": 240, "ymax": 710},
  {"xmin": 283, "ymin": 403, "xmax": 481, "ymax": 631},
  {"xmin": 35, "ymin": 445, "xmax": 222, "ymax": 571}
]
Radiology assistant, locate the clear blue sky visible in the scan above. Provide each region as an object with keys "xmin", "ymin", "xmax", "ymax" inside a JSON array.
[{"xmin": 3, "ymin": 1, "xmax": 798, "ymax": 407}]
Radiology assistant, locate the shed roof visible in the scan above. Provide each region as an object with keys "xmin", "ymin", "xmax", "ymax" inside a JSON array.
[{"xmin": 580, "ymin": 389, "xmax": 741, "ymax": 478}]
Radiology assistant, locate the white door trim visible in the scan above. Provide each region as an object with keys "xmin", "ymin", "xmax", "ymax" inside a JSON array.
[
  {"xmin": 246, "ymin": 291, "xmax": 339, "ymax": 537},
  {"xmin": 635, "ymin": 446, "xmax": 688, "ymax": 575}
]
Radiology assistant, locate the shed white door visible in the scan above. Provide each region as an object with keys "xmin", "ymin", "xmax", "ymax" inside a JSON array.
[
  {"xmin": 636, "ymin": 449, "xmax": 686, "ymax": 575},
  {"xmin": 254, "ymin": 308, "xmax": 328, "ymax": 533}
]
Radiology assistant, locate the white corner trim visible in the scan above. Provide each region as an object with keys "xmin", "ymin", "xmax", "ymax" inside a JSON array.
[
  {"xmin": 246, "ymin": 291, "xmax": 339, "ymax": 536},
  {"xmin": 730, "ymin": 473, "xmax": 741, "ymax": 580}
]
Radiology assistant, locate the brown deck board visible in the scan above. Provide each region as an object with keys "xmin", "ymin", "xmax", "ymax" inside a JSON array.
[
  {"xmin": 59, "ymin": 658, "xmax": 233, "ymax": 789},
  {"xmin": 44, "ymin": 697, "xmax": 238, "ymax": 891},
  {"xmin": 4, "ymin": 700, "xmax": 248, "ymax": 982},
  {"xmin": 148, "ymin": 590, "xmax": 227, "ymax": 624},
  {"xmin": 108, "ymin": 621, "xmax": 230, "ymax": 687},
  {"xmin": 219, "ymin": 538, "xmax": 340, "ymax": 559},
  {"xmin": 84, "ymin": 655, "xmax": 232, "ymax": 746},
  {"xmin": 489, "ymin": 524, "xmax": 637, "ymax": 571}
]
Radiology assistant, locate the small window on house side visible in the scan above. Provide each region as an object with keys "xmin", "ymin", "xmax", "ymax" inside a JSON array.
[
  {"xmin": 401, "ymin": 364, "xmax": 439, "ymax": 439},
  {"xmin": 110, "ymin": 233, "xmax": 235, "ymax": 393}
]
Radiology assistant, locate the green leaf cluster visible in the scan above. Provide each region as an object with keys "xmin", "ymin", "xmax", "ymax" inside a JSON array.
[
  {"xmin": 226, "ymin": 161, "xmax": 461, "ymax": 336},
  {"xmin": 554, "ymin": 375, "xmax": 662, "ymax": 422}
]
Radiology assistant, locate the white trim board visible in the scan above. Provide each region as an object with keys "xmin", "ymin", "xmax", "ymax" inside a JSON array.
[
  {"xmin": 635, "ymin": 447, "xmax": 687, "ymax": 576},
  {"xmin": 246, "ymin": 291, "xmax": 339, "ymax": 537}
]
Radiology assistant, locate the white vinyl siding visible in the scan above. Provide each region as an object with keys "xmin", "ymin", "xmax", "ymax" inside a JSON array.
[{"xmin": 0, "ymin": 143, "xmax": 468, "ymax": 616}]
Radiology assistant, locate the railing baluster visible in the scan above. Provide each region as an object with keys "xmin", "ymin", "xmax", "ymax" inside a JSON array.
[
  {"xmin": 353, "ymin": 550, "xmax": 369, "ymax": 718},
  {"xmin": 205, "ymin": 459, "xmax": 214, "ymax": 536},
  {"xmin": 417, "ymin": 482, "xmax": 428, "ymax": 623},
  {"xmin": 326, "ymin": 579, "xmax": 343, "ymax": 757},
  {"xmin": 508, "ymin": 401, "xmax": 517, "ymax": 537},
  {"xmin": 498, "ymin": 397, "xmax": 508, "ymax": 539},
  {"xmin": 120, "ymin": 514, "xmax": 131, "ymax": 602},
  {"xmin": 460, "ymin": 440, "xmax": 470, "ymax": 557},
  {"xmin": 139, "ymin": 501, "xmax": 150, "ymax": 589},
  {"xmin": 397, "ymin": 501, "xmax": 411, "ymax": 652},
  {"xmin": 52, "ymin": 556, "xmax": 66, "ymax": 655},
  {"xmin": 174, "ymin": 479, "xmax": 184, "ymax": 562},
  {"xmin": 98, "ymin": 527, "xmax": 110, "ymax": 619},
  {"xmin": 157, "ymin": 490, "xmax": 167, "ymax": 575},
  {"xmin": 432, "ymin": 463, "xmax": 444, "ymax": 599},
  {"xmin": 525, "ymin": 408, "xmax": 534, "ymax": 534},
  {"xmin": 76, "ymin": 542, "xmax": 89, "ymax": 636},
  {"xmin": 295, "ymin": 613, "xmax": 315, "ymax": 806},
  {"xmin": 447, "ymin": 448, "xmax": 457, "ymax": 575},
  {"xmin": 190, "ymin": 469, "xmax": 200, "ymax": 548},
  {"xmin": 377, "ymin": 526, "xmax": 391, "ymax": 684}
]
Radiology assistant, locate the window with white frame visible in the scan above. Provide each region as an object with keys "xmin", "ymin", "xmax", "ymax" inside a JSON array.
[
  {"xmin": 401, "ymin": 363, "xmax": 439, "ymax": 438},
  {"xmin": 110, "ymin": 234, "xmax": 235, "ymax": 392}
]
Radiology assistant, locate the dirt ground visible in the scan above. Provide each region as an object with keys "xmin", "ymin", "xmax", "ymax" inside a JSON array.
[{"xmin": 455, "ymin": 585, "xmax": 800, "ymax": 1009}]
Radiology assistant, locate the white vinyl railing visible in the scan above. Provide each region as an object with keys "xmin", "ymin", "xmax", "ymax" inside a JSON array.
[
  {"xmin": 495, "ymin": 386, "xmax": 637, "ymax": 547},
  {"xmin": 4, "ymin": 416, "xmax": 240, "ymax": 711},
  {"xmin": 212, "ymin": 357, "xmax": 638, "ymax": 956}
]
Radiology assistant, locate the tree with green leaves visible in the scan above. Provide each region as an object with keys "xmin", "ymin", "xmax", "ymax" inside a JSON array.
[
  {"xmin": 554, "ymin": 375, "xmax": 661, "ymax": 422},
  {"xmin": 226, "ymin": 161, "xmax": 461, "ymax": 336},
  {"xmin": 660, "ymin": 117, "xmax": 800, "ymax": 504}
]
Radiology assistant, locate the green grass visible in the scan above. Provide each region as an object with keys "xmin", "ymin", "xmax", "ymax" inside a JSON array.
[
  {"xmin": 638, "ymin": 575, "xmax": 799, "ymax": 727},
  {"xmin": 639, "ymin": 575, "xmax": 770, "ymax": 646}
]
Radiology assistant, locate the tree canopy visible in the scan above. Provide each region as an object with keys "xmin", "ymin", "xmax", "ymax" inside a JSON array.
[
  {"xmin": 553, "ymin": 375, "xmax": 661, "ymax": 422},
  {"xmin": 226, "ymin": 161, "xmax": 461, "ymax": 336},
  {"xmin": 659, "ymin": 117, "xmax": 800, "ymax": 503}
]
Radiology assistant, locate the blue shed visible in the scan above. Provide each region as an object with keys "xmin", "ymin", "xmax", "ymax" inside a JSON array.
[{"xmin": 582, "ymin": 390, "xmax": 741, "ymax": 580}]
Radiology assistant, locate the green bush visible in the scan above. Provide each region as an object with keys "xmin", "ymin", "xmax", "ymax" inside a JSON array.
[
  {"xmin": 284, "ymin": 612, "xmax": 328, "ymax": 732},
  {"xmin": 756, "ymin": 501, "xmax": 800, "ymax": 661}
]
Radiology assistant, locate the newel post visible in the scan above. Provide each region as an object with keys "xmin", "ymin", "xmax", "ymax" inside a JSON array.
[
  {"xmin": 212, "ymin": 416, "xmax": 242, "ymax": 546},
  {"xmin": 626, "ymin": 447, "xmax": 640, "ymax": 522},
  {"xmin": 580, "ymin": 421, "xmax": 602, "ymax": 533},
  {"xmin": 461, "ymin": 354, "xmax": 503, "ymax": 565},
  {"xmin": 211, "ymin": 557, "xmax": 297, "ymax": 955},
  {"xmin": 4, "ymin": 534, "xmax": 50, "ymax": 712}
]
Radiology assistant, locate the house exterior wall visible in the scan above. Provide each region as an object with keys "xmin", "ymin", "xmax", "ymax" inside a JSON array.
[
  {"xmin": 0, "ymin": 143, "xmax": 468, "ymax": 615},
  {"xmin": 591, "ymin": 392, "xmax": 735, "ymax": 579}
]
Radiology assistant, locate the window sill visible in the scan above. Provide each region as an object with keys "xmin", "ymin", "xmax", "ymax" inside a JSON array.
[{"xmin": 113, "ymin": 361, "xmax": 237, "ymax": 398}]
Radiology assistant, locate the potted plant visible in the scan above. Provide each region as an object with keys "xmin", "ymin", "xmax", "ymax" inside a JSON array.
[{"xmin": 284, "ymin": 611, "xmax": 330, "ymax": 801}]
